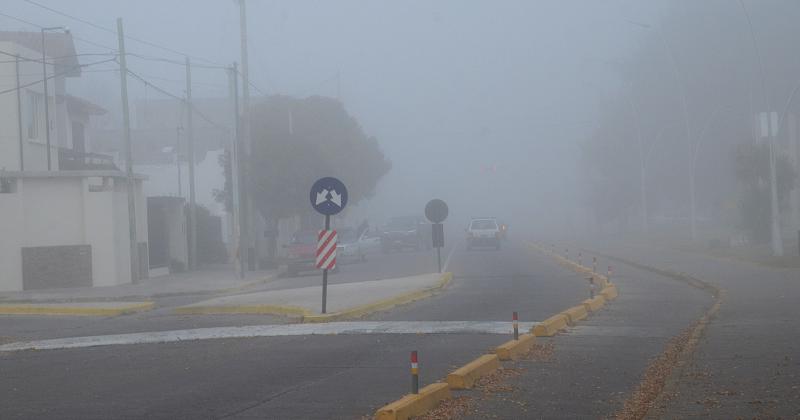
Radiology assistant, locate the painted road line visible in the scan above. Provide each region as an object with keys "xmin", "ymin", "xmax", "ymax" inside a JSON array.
[{"xmin": 0, "ymin": 321, "xmax": 539, "ymax": 352}]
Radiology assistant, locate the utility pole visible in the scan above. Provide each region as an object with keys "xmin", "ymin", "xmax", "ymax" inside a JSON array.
[
  {"xmin": 740, "ymin": 0, "xmax": 783, "ymax": 256},
  {"xmin": 186, "ymin": 57, "xmax": 198, "ymax": 270},
  {"xmin": 15, "ymin": 56, "xmax": 24, "ymax": 171},
  {"xmin": 117, "ymin": 18, "xmax": 139, "ymax": 283},
  {"xmin": 229, "ymin": 62, "xmax": 244, "ymax": 278},
  {"xmin": 238, "ymin": 0, "xmax": 256, "ymax": 272}
]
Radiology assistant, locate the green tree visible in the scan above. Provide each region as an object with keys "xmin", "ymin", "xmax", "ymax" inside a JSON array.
[{"xmin": 216, "ymin": 95, "xmax": 391, "ymax": 232}]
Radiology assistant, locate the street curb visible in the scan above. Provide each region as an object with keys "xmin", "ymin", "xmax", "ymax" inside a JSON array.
[
  {"xmin": 493, "ymin": 333, "xmax": 537, "ymax": 361},
  {"xmin": 446, "ymin": 354, "xmax": 501, "ymax": 390},
  {"xmin": 560, "ymin": 305, "xmax": 589, "ymax": 325},
  {"xmin": 582, "ymin": 295, "xmax": 606, "ymax": 312},
  {"xmin": 174, "ymin": 272, "xmax": 453, "ymax": 321},
  {"xmin": 0, "ymin": 271, "xmax": 283, "ymax": 304},
  {"xmin": 175, "ymin": 304, "xmax": 310, "ymax": 317},
  {"xmin": 374, "ymin": 382, "xmax": 451, "ymax": 420},
  {"xmin": 0, "ymin": 301, "xmax": 154, "ymax": 316},
  {"xmin": 601, "ymin": 284, "xmax": 618, "ymax": 301},
  {"xmin": 532, "ymin": 314, "xmax": 569, "ymax": 337}
]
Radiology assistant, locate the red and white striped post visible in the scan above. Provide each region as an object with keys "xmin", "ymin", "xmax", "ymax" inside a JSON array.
[
  {"xmin": 411, "ymin": 350, "xmax": 419, "ymax": 394},
  {"xmin": 513, "ymin": 311, "xmax": 519, "ymax": 340}
]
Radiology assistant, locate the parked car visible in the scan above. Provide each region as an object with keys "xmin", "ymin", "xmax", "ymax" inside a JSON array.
[
  {"xmin": 284, "ymin": 229, "xmax": 319, "ymax": 277},
  {"xmin": 336, "ymin": 227, "xmax": 381, "ymax": 263},
  {"xmin": 380, "ymin": 216, "xmax": 432, "ymax": 253},
  {"xmin": 466, "ymin": 217, "xmax": 501, "ymax": 250}
]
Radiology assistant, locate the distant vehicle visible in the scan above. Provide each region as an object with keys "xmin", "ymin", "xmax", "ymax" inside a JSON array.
[
  {"xmin": 466, "ymin": 217, "xmax": 501, "ymax": 250},
  {"xmin": 284, "ymin": 229, "xmax": 317, "ymax": 277},
  {"xmin": 498, "ymin": 222, "xmax": 508, "ymax": 240},
  {"xmin": 284, "ymin": 229, "xmax": 341, "ymax": 277},
  {"xmin": 336, "ymin": 227, "xmax": 381, "ymax": 263},
  {"xmin": 380, "ymin": 216, "xmax": 432, "ymax": 253}
]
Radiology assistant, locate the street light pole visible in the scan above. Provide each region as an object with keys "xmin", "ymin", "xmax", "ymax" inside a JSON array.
[
  {"xmin": 40, "ymin": 26, "xmax": 66, "ymax": 171},
  {"xmin": 739, "ymin": 0, "xmax": 783, "ymax": 256},
  {"xmin": 627, "ymin": 19, "xmax": 696, "ymax": 240}
]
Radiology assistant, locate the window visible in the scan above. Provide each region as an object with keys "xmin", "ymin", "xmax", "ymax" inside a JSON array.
[{"xmin": 24, "ymin": 90, "xmax": 43, "ymax": 140}]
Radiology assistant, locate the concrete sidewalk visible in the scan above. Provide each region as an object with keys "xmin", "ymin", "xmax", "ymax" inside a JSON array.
[
  {"xmin": 0, "ymin": 265, "xmax": 280, "ymax": 303},
  {"xmin": 176, "ymin": 272, "xmax": 449, "ymax": 321},
  {"xmin": 581, "ymin": 237, "xmax": 800, "ymax": 419}
]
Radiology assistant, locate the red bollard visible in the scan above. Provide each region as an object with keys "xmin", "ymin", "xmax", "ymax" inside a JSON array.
[
  {"xmin": 411, "ymin": 351, "xmax": 419, "ymax": 394},
  {"xmin": 513, "ymin": 311, "xmax": 519, "ymax": 340}
]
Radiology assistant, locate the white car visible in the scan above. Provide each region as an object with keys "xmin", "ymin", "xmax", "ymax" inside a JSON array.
[
  {"xmin": 466, "ymin": 218, "xmax": 501, "ymax": 250},
  {"xmin": 336, "ymin": 228, "xmax": 381, "ymax": 263}
]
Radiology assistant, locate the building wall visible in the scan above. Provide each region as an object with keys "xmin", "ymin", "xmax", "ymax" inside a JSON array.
[
  {"xmin": 0, "ymin": 42, "xmax": 59, "ymax": 172},
  {"xmin": 0, "ymin": 175, "xmax": 147, "ymax": 291}
]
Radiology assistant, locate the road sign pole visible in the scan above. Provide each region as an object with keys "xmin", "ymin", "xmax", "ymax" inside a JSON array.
[
  {"xmin": 322, "ymin": 214, "xmax": 330, "ymax": 314},
  {"xmin": 436, "ymin": 247, "xmax": 442, "ymax": 273}
]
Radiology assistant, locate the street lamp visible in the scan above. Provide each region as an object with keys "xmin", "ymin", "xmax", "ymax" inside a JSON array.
[
  {"xmin": 626, "ymin": 19, "xmax": 697, "ymax": 240},
  {"xmin": 40, "ymin": 26, "xmax": 69, "ymax": 171},
  {"xmin": 738, "ymin": 0, "xmax": 783, "ymax": 256}
]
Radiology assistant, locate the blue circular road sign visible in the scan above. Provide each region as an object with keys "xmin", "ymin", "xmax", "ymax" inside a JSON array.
[{"xmin": 310, "ymin": 177, "xmax": 348, "ymax": 216}]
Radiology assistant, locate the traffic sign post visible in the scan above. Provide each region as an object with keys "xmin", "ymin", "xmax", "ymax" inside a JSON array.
[
  {"xmin": 425, "ymin": 199, "xmax": 449, "ymax": 273},
  {"xmin": 310, "ymin": 177, "xmax": 348, "ymax": 314}
]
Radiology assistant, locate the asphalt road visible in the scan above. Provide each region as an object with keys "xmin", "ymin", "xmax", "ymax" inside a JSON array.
[
  {"xmin": 0, "ymin": 243, "xmax": 451, "ymax": 342},
  {"xmin": 0, "ymin": 239, "xmax": 591, "ymax": 419}
]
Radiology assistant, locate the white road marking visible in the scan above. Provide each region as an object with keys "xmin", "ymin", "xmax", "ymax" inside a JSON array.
[{"xmin": 0, "ymin": 321, "xmax": 538, "ymax": 352}]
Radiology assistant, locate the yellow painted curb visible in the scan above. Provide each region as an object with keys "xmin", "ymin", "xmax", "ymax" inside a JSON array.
[
  {"xmin": 0, "ymin": 302, "xmax": 154, "ymax": 316},
  {"xmin": 532, "ymin": 314, "xmax": 569, "ymax": 337},
  {"xmin": 303, "ymin": 272, "xmax": 452, "ymax": 323},
  {"xmin": 561, "ymin": 305, "xmax": 588, "ymax": 325},
  {"xmin": 493, "ymin": 333, "xmax": 537, "ymax": 361},
  {"xmin": 175, "ymin": 272, "xmax": 453, "ymax": 321},
  {"xmin": 446, "ymin": 354, "xmax": 500, "ymax": 390},
  {"xmin": 374, "ymin": 382, "xmax": 451, "ymax": 420},
  {"xmin": 601, "ymin": 284, "xmax": 618, "ymax": 301},
  {"xmin": 581, "ymin": 295, "xmax": 606, "ymax": 312},
  {"xmin": 175, "ymin": 304, "xmax": 311, "ymax": 316}
]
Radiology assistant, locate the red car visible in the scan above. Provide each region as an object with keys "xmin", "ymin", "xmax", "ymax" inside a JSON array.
[
  {"xmin": 284, "ymin": 229, "xmax": 340, "ymax": 277},
  {"xmin": 284, "ymin": 230, "xmax": 318, "ymax": 277}
]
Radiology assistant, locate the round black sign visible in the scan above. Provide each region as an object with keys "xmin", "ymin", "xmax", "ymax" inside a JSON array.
[
  {"xmin": 425, "ymin": 199, "xmax": 449, "ymax": 223},
  {"xmin": 310, "ymin": 177, "xmax": 348, "ymax": 216}
]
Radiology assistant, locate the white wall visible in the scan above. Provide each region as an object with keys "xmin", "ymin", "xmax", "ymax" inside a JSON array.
[{"xmin": 0, "ymin": 174, "xmax": 146, "ymax": 291}]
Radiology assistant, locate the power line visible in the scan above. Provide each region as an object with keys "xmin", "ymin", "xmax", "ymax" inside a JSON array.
[
  {"xmin": 0, "ymin": 56, "xmax": 117, "ymax": 95},
  {"xmin": 23, "ymin": 0, "xmax": 223, "ymax": 66},
  {"xmin": 125, "ymin": 67, "xmax": 231, "ymax": 133},
  {"xmin": 0, "ymin": 10, "xmax": 117, "ymax": 53}
]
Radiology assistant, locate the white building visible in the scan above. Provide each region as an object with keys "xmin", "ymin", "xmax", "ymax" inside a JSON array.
[{"xmin": 0, "ymin": 32, "xmax": 148, "ymax": 291}]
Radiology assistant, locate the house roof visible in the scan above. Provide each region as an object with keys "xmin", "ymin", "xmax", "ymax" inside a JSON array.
[
  {"xmin": 63, "ymin": 94, "xmax": 107, "ymax": 116},
  {"xmin": 0, "ymin": 31, "xmax": 81, "ymax": 77}
]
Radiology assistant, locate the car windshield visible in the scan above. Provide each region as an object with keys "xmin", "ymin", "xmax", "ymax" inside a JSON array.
[
  {"xmin": 292, "ymin": 231, "xmax": 317, "ymax": 244},
  {"xmin": 385, "ymin": 217, "xmax": 416, "ymax": 230},
  {"xmin": 338, "ymin": 229, "xmax": 357, "ymax": 244},
  {"xmin": 470, "ymin": 220, "xmax": 497, "ymax": 230}
]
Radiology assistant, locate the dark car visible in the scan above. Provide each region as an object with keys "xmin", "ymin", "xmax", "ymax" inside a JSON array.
[{"xmin": 380, "ymin": 216, "xmax": 432, "ymax": 253}]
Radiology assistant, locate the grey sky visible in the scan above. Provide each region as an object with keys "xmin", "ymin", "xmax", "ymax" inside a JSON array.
[{"xmin": 3, "ymin": 0, "xmax": 663, "ymax": 227}]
